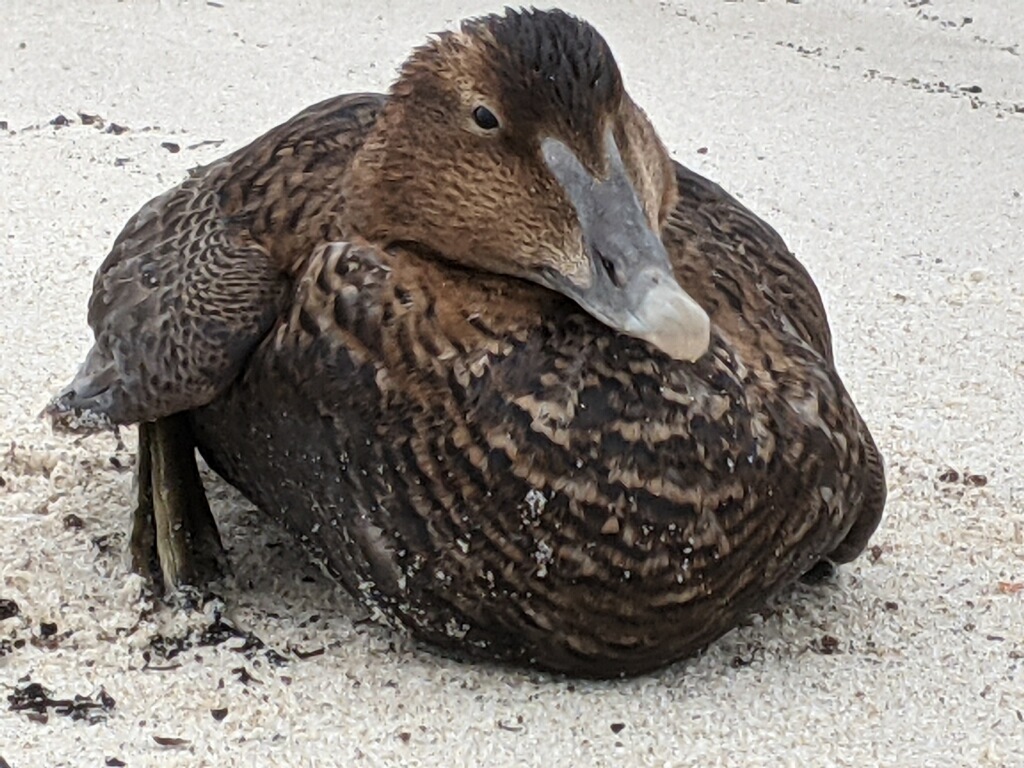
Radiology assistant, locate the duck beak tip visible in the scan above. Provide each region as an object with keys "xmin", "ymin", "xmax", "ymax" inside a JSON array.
[{"xmin": 624, "ymin": 280, "xmax": 711, "ymax": 362}]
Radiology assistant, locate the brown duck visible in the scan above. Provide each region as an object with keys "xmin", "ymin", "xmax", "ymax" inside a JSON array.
[{"xmin": 47, "ymin": 8, "xmax": 886, "ymax": 677}]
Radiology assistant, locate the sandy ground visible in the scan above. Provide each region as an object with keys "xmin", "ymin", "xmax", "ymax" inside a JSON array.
[{"xmin": 1, "ymin": 1, "xmax": 1022, "ymax": 766}]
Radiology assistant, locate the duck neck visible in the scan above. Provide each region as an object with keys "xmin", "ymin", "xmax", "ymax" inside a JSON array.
[{"xmin": 337, "ymin": 106, "xmax": 406, "ymax": 247}]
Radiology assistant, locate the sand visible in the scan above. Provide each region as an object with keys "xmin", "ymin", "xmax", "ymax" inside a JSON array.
[{"xmin": 1, "ymin": 1, "xmax": 1022, "ymax": 766}]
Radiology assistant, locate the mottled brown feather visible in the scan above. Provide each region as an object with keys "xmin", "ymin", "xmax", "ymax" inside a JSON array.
[
  {"xmin": 48, "ymin": 9, "xmax": 885, "ymax": 677},
  {"xmin": 47, "ymin": 94, "xmax": 385, "ymax": 425},
  {"xmin": 191, "ymin": 153, "xmax": 886, "ymax": 675}
]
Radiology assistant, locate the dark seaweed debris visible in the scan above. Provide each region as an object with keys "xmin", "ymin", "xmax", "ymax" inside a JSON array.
[
  {"xmin": 0, "ymin": 598, "xmax": 18, "ymax": 621},
  {"xmin": 145, "ymin": 612, "xmax": 287, "ymax": 670},
  {"xmin": 91, "ymin": 531, "xmax": 124, "ymax": 554},
  {"xmin": 812, "ymin": 634, "xmax": 842, "ymax": 655},
  {"xmin": 864, "ymin": 69, "xmax": 1024, "ymax": 117},
  {"xmin": 7, "ymin": 681, "xmax": 116, "ymax": 724},
  {"xmin": 938, "ymin": 467, "xmax": 989, "ymax": 486},
  {"xmin": 153, "ymin": 735, "xmax": 190, "ymax": 747},
  {"xmin": 0, "ymin": 639, "xmax": 26, "ymax": 658}
]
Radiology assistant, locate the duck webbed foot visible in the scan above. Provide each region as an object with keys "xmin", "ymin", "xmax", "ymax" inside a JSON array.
[{"xmin": 130, "ymin": 413, "xmax": 228, "ymax": 596}]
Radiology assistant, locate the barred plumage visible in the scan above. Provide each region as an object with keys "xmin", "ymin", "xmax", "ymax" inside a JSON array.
[{"xmin": 46, "ymin": 8, "xmax": 884, "ymax": 677}]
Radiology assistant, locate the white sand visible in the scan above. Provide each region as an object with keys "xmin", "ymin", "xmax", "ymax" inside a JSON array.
[{"xmin": 1, "ymin": 1, "xmax": 1022, "ymax": 765}]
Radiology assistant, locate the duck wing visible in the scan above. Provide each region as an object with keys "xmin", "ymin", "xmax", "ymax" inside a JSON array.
[
  {"xmin": 46, "ymin": 169, "xmax": 289, "ymax": 429},
  {"xmin": 46, "ymin": 93, "xmax": 387, "ymax": 430},
  {"xmin": 666, "ymin": 161, "xmax": 886, "ymax": 564},
  {"xmin": 665, "ymin": 161, "xmax": 835, "ymax": 365}
]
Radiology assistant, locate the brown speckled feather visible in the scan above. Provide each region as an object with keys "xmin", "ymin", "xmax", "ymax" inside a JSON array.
[
  {"xmin": 48, "ymin": 94, "xmax": 385, "ymax": 425},
  {"xmin": 49, "ymin": 8, "xmax": 886, "ymax": 677},
  {"xmin": 667, "ymin": 163, "xmax": 835, "ymax": 364},
  {"xmin": 191, "ymin": 160, "xmax": 886, "ymax": 675},
  {"xmin": 665, "ymin": 162, "xmax": 885, "ymax": 560}
]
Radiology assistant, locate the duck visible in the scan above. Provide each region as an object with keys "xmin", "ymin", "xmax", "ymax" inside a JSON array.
[{"xmin": 46, "ymin": 8, "xmax": 886, "ymax": 678}]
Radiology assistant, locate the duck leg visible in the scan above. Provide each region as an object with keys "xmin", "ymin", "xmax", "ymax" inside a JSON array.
[{"xmin": 129, "ymin": 413, "xmax": 228, "ymax": 595}]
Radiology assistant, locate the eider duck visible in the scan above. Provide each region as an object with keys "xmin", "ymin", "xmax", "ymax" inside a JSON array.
[{"xmin": 46, "ymin": 8, "xmax": 886, "ymax": 677}]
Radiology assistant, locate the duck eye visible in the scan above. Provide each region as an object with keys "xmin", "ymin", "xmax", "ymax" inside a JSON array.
[{"xmin": 472, "ymin": 105, "xmax": 500, "ymax": 131}]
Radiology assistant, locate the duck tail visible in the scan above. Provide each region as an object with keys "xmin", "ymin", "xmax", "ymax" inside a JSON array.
[
  {"xmin": 41, "ymin": 347, "xmax": 121, "ymax": 434},
  {"xmin": 829, "ymin": 428, "xmax": 887, "ymax": 564}
]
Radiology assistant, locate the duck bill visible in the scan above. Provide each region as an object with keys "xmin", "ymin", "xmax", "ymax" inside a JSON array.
[{"xmin": 540, "ymin": 133, "xmax": 710, "ymax": 363}]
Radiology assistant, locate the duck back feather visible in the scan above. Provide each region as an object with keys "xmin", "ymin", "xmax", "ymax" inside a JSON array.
[{"xmin": 189, "ymin": 159, "xmax": 885, "ymax": 675}]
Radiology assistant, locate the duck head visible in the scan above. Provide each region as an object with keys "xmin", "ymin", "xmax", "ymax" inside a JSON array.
[{"xmin": 343, "ymin": 8, "xmax": 710, "ymax": 362}]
